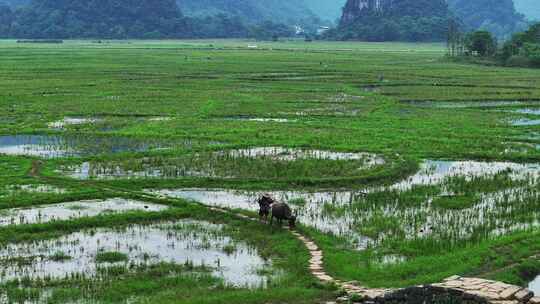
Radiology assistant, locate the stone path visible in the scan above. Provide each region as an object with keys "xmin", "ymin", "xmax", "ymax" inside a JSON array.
[
  {"xmin": 155, "ymin": 195, "xmax": 540, "ymax": 304},
  {"xmin": 291, "ymin": 230, "xmax": 539, "ymax": 304}
]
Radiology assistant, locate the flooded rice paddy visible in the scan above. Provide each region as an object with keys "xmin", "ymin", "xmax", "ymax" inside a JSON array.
[
  {"xmin": 61, "ymin": 147, "xmax": 386, "ymax": 180},
  {"xmin": 0, "ymin": 219, "xmax": 275, "ymax": 287},
  {"xmin": 0, "ymin": 135, "xmax": 204, "ymax": 158},
  {"xmin": 402, "ymin": 100, "xmax": 540, "ymax": 127},
  {"xmin": 147, "ymin": 159, "xmax": 540, "ymax": 249},
  {"xmin": 403, "ymin": 100, "xmax": 540, "ymax": 109},
  {"xmin": 222, "ymin": 147, "xmax": 384, "ymax": 163},
  {"xmin": 223, "ymin": 117, "xmax": 295, "ymax": 123},
  {"xmin": 48, "ymin": 117, "xmax": 101, "ymax": 129},
  {"xmin": 512, "ymin": 119, "xmax": 540, "ymax": 127},
  {"xmin": 3, "ymin": 184, "xmax": 66, "ymax": 195},
  {"xmin": 0, "ymin": 198, "xmax": 167, "ymax": 226},
  {"xmin": 512, "ymin": 109, "xmax": 540, "ymax": 115}
]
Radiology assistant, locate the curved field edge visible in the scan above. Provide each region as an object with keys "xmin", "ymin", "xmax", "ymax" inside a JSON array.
[
  {"xmin": 306, "ymin": 227, "xmax": 540, "ymax": 289},
  {"xmin": 0, "ymin": 197, "xmax": 337, "ymax": 303}
]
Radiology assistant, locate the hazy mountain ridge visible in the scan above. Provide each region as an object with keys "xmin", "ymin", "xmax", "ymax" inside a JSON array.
[
  {"xmin": 0, "ymin": 0, "xmax": 536, "ymax": 40},
  {"xmin": 447, "ymin": 0, "xmax": 526, "ymax": 38},
  {"xmin": 178, "ymin": 0, "xmax": 320, "ymax": 25},
  {"xmin": 331, "ymin": 0, "xmax": 450, "ymax": 41},
  {"xmin": 336, "ymin": 0, "xmax": 528, "ymax": 39}
]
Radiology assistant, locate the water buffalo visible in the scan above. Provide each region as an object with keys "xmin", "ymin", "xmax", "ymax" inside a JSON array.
[
  {"xmin": 270, "ymin": 203, "xmax": 297, "ymax": 228},
  {"xmin": 257, "ymin": 194, "xmax": 275, "ymax": 222}
]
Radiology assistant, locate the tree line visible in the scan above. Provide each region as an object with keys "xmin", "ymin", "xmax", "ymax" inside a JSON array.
[
  {"xmin": 448, "ymin": 22, "xmax": 540, "ymax": 68},
  {"xmin": 0, "ymin": 0, "xmax": 296, "ymax": 39}
]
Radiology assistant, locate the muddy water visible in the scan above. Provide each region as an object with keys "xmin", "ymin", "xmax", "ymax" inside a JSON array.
[
  {"xmin": 530, "ymin": 275, "xmax": 539, "ymax": 296},
  {"xmin": 0, "ymin": 220, "xmax": 274, "ymax": 287},
  {"xmin": 147, "ymin": 160, "xmax": 540, "ymax": 249},
  {"xmin": 0, "ymin": 198, "xmax": 167, "ymax": 226}
]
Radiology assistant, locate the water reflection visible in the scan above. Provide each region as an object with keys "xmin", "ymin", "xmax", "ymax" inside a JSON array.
[
  {"xmin": 0, "ymin": 220, "xmax": 274, "ymax": 288},
  {"xmin": 0, "ymin": 198, "xmax": 167, "ymax": 226}
]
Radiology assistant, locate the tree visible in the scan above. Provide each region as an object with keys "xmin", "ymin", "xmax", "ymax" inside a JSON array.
[
  {"xmin": 447, "ymin": 18, "xmax": 465, "ymax": 56},
  {"xmin": 466, "ymin": 30, "xmax": 497, "ymax": 56}
]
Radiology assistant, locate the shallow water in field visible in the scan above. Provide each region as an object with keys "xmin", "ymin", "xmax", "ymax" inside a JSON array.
[
  {"xmin": 512, "ymin": 119, "xmax": 540, "ymax": 126},
  {"xmin": 0, "ymin": 220, "xmax": 274, "ymax": 287},
  {"xmin": 403, "ymin": 100, "xmax": 533, "ymax": 108},
  {"xmin": 62, "ymin": 147, "xmax": 385, "ymax": 180},
  {"xmin": 0, "ymin": 198, "xmax": 167, "ymax": 226},
  {"xmin": 223, "ymin": 147, "xmax": 383, "ymax": 163},
  {"xmin": 4, "ymin": 184, "xmax": 66, "ymax": 195},
  {"xmin": 147, "ymin": 159, "xmax": 540, "ymax": 249},
  {"xmin": 378, "ymin": 254, "xmax": 407, "ymax": 265},
  {"xmin": 391, "ymin": 160, "xmax": 540, "ymax": 191},
  {"xmin": 513, "ymin": 109, "xmax": 540, "ymax": 115},
  {"xmin": 48, "ymin": 117, "xmax": 101, "ymax": 129},
  {"xmin": 224, "ymin": 117, "xmax": 295, "ymax": 123},
  {"xmin": 0, "ymin": 135, "xmax": 200, "ymax": 158},
  {"xmin": 147, "ymin": 188, "xmax": 373, "ymax": 247},
  {"xmin": 530, "ymin": 275, "xmax": 540, "ymax": 296}
]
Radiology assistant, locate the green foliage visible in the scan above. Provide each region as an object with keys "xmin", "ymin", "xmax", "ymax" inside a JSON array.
[
  {"xmin": 0, "ymin": 0, "xmax": 295, "ymax": 39},
  {"xmin": 50, "ymin": 251, "xmax": 72, "ymax": 262},
  {"xmin": 431, "ymin": 194, "xmax": 479, "ymax": 210},
  {"xmin": 500, "ymin": 22, "xmax": 540, "ymax": 67},
  {"xmin": 330, "ymin": 0, "xmax": 450, "ymax": 42},
  {"xmin": 465, "ymin": 31, "xmax": 497, "ymax": 56},
  {"xmin": 95, "ymin": 251, "xmax": 129, "ymax": 263},
  {"xmin": 0, "ymin": 40, "xmax": 540, "ymax": 297},
  {"xmin": 179, "ymin": 0, "xmax": 322, "ymax": 27}
]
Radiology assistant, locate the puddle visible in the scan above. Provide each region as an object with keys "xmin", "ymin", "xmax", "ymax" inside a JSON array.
[
  {"xmin": 148, "ymin": 117, "xmax": 172, "ymax": 122},
  {"xmin": 146, "ymin": 159, "xmax": 540, "ymax": 249},
  {"xmin": 48, "ymin": 117, "xmax": 101, "ymax": 129},
  {"xmin": 0, "ymin": 220, "xmax": 275, "ymax": 288},
  {"xmin": 512, "ymin": 119, "xmax": 540, "ymax": 126},
  {"xmin": 222, "ymin": 147, "xmax": 385, "ymax": 163},
  {"xmin": 0, "ymin": 198, "xmax": 167, "ymax": 226},
  {"xmin": 378, "ymin": 255, "xmax": 407, "ymax": 265},
  {"xmin": 0, "ymin": 135, "xmax": 189, "ymax": 158},
  {"xmin": 530, "ymin": 275, "xmax": 540, "ymax": 296}
]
